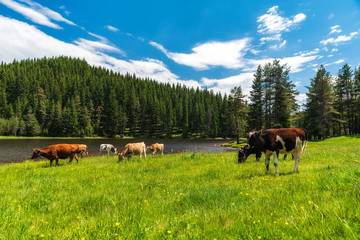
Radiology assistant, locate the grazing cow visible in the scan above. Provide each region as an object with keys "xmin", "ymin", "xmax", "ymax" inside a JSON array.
[
  {"xmin": 77, "ymin": 144, "xmax": 88, "ymax": 157},
  {"xmin": 238, "ymin": 146, "xmax": 262, "ymax": 163},
  {"xmin": 147, "ymin": 143, "xmax": 164, "ymax": 156},
  {"xmin": 99, "ymin": 144, "xmax": 117, "ymax": 156},
  {"xmin": 244, "ymin": 128, "xmax": 307, "ymax": 174},
  {"xmin": 118, "ymin": 142, "xmax": 146, "ymax": 161},
  {"xmin": 238, "ymin": 146, "xmax": 292, "ymax": 163},
  {"xmin": 31, "ymin": 144, "xmax": 80, "ymax": 166}
]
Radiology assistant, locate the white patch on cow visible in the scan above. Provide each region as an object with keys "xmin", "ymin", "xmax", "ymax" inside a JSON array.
[
  {"xmin": 275, "ymin": 135, "xmax": 287, "ymax": 154},
  {"xmin": 248, "ymin": 131, "xmax": 256, "ymax": 137}
]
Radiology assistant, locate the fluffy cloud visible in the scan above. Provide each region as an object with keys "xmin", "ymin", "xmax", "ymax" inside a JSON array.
[
  {"xmin": 329, "ymin": 25, "xmax": 342, "ymax": 35},
  {"xmin": 150, "ymin": 38, "xmax": 252, "ymax": 70},
  {"xmin": 0, "ymin": 0, "xmax": 75, "ymax": 29},
  {"xmin": 257, "ymin": 6, "xmax": 306, "ymax": 40},
  {"xmin": 0, "ymin": 15, "xmax": 201, "ymax": 89},
  {"xmin": 201, "ymin": 72, "xmax": 254, "ymax": 96},
  {"xmin": 320, "ymin": 32, "xmax": 359, "ymax": 45}
]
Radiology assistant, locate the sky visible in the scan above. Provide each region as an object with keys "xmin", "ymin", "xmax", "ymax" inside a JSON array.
[{"xmin": 1, "ymin": 0, "xmax": 360, "ymax": 105}]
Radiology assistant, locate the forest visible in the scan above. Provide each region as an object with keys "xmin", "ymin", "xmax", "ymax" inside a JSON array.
[{"xmin": 0, "ymin": 56, "xmax": 359, "ymax": 139}]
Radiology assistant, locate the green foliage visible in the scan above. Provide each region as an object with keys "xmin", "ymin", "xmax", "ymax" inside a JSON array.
[
  {"xmin": 0, "ymin": 137, "xmax": 359, "ymax": 238},
  {"xmin": 247, "ymin": 59, "xmax": 298, "ymax": 130},
  {"xmin": 0, "ymin": 57, "xmax": 230, "ymax": 138}
]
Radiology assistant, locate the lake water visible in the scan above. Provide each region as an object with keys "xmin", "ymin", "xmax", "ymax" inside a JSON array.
[{"xmin": 0, "ymin": 138, "xmax": 238, "ymax": 164}]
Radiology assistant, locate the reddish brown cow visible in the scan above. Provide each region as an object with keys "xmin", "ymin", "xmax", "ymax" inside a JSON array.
[{"xmin": 31, "ymin": 144, "xmax": 80, "ymax": 166}]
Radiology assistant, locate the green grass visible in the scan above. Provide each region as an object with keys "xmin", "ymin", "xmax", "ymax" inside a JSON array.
[{"xmin": 0, "ymin": 136, "xmax": 360, "ymax": 239}]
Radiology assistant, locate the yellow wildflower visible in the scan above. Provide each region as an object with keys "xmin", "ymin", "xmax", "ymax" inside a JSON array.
[
  {"xmin": 167, "ymin": 230, "xmax": 171, "ymax": 234},
  {"xmin": 308, "ymin": 201, "xmax": 312, "ymax": 205},
  {"xmin": 115, "ymin": 222, "xmax": 120, "ymax": 227}
]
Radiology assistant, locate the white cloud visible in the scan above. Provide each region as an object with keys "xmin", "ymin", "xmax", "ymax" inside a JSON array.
[
  {"xmin": 105, "ymin": 25, "xmax": 119, "ymax": 32},
  {"xmin": 331, "ymin": 48, "xmax": 338, "ymax": 52},
  {"xmin": 257, "ymin": 6, "xmax": 306, "ymax": 35},
  {"xmin": 320, "ymin": 32, "xmax": 359, "ymax": 45},
  {"xmin": 269, "ymin": 40, "xmax": 287, "ymax": 50},
  {"xmin": 296, "ymin": 93, "xmax": 307, "ymax": 104},
  {"xmin": 0, "ymin": 0, "xmax": 75, "ymax": 29},
  {"xmin": 201, "ymin": 72, "xmax": 254, "ymax": 96},
  {"xmin": 150, "ymin": 38, "xmax": 252, "ymax": 70},
  {"xmin": 329, "ymin": 25, "xmax": 342, "ymax": 35},
  {"xmin": 324, "ymin": 59, "xmax": 345, "ymax": 66},
  {"xmin": 0, "ymin": 15, "xmax": 200, "ymax": 89},
  {"xmin": 259, "ymin": 34, "xmax": 281, "ymax": 44},
  {"xmin": 328, "ymin": 13, "xmax": 335, "ymax": 19}
]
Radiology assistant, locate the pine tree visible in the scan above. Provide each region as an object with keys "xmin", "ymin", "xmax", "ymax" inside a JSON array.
[
  {"xmin": 248, "ymin": 65, "xmax": 263, "ymax": 130},
  {"xmin": 229, "ymin": 86, "xmax": 248, "ymax": 143},
  {"xmin": 304, "ymin": 65, "xmax": 338, "ymax": 139},
  {"xmin": 335, "ymin": 64, "xmax": 352, "ymax": 135}
]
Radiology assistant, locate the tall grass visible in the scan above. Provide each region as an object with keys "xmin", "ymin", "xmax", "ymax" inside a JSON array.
[{"xmin": 0, "ymin": 136, "xmax": 359, "ymax": 239}]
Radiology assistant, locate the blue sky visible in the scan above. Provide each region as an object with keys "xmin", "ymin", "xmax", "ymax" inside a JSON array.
[{"xmin": 1, "ymin": 0, "xmax": 360, "ymax": 104}]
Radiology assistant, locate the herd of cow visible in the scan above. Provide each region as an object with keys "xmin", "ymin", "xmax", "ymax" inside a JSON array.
[
  {"xmin": 30, "ymin": 127, "xmax": 308, "ymax": 174},
  {"xmin": 31, "ymin": 142, "xmax": 165, "ymax": 166}
]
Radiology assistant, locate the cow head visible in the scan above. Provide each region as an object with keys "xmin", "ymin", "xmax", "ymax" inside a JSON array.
[
  {"xmin": 245, "ymin": 131, "xmax": 260, "ymax": 149},
  {"xmin": 31, "ymin": 148, "xmax": 41, "ymax": 159},
  {"xmin": 118, "ymin": 153, "xmax": 125, "ymax": 161},
  {"xmin": 238, "ymin": 147, "xmax": 247, "ymax": 163}
]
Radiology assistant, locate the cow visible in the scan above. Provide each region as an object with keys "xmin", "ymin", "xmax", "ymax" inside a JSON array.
[
  {"xmin": 118, "ymin": 142, "xmax": 146, "ymax": 161},
  {"xmin": 147, "ymin": 143, "xmax": 164, "ymax": 156},
  {"xmin": 99, "ymin": 144, "xmax": 117, "ymax": 156},
  {"xmin": 77, "ymin": 144, "xmax": 88, "ymax": 157},
  {"xmin": 238, "ymin": 146, "xmax": 292, "ymax": 163},
  {"xmin": 238, "ymin": 146, "xmax": 262, "ymax": 163},
  {"xmin": 244, "ymin": 128, "xmax": 307, "ymax": 174},
  {"xmin": 31, "ymin": 144, "xmax": 80, "ymax": 166}
]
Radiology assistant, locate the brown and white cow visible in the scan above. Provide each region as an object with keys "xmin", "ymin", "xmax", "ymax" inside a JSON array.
[
  {"xmin": 31, "ymin": 144, "xmax": 80, "ymax": 166},
  {"xmin": 118, "ymin": 142, "xmax": 146, "ymax": 161},
  {"xmin": 147, "ymin": 143, "xmax": 164, "ymax": 156},
  {"xmin": 244, "ymin": 128, "xmax": 307, "ymax": 174}
]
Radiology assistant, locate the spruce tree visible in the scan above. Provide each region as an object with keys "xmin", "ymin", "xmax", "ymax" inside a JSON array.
[{"xmin": 304, "ymin": 65, "xmax": 338, "ymax": 139}]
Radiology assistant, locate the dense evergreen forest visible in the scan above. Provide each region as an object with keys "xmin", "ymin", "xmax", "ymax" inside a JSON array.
[
  {"xmin": 0, "ymin": 57, "xmax": 359, "ymax": 139},
  {"xmin": 0, "ymin": 57, "xmax": 234, "ymax": 138}
]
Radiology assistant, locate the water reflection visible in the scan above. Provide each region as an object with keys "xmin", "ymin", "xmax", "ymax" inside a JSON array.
[{"xmin": 0, "ymin": 138, "xmax": 237, "ymax": 163}]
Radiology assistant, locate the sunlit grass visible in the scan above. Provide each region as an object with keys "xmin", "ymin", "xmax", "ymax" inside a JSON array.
[{"xmin": 0, "ymin": 136, "xmax": 359, "ymax": 239}]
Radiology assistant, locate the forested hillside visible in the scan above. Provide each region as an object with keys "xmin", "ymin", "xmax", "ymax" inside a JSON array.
[{"xmin": 0, "ymin": 57, "xmax": 232, "ymax": 137}]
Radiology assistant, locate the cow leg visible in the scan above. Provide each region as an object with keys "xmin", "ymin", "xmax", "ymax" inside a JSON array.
[
  {"xmin": 55, "ymin": 157, "xmax": 59, "ymax": 165},
  {"xmin": 293, "ymin": 152, "xmax": 301, "ymax": 173},
  {"xmin": 50, "ymin": 160, "xmax": 53, "ymax": 166},
  {"xmin": 273, "ymin": 151, "xmax": 279, "ymax": 174},
  {"xmin": 75, "ymin": 155, "xmax": 79, "ymax": 164},
  {"xmin": 144, "ymin": 150, "xmax": 147, "ymax": 158},
  {"xmin": 256, "ymin": 152, "xmax": 261, "ymax": 161},
  {"xmin": 265, "ymin": 152, "xmax": 271, "ymax": 174},
  {"xmin": 161, "ymin": 150, "xmax": 163, "ymax": 156},
  {"xmin": 69, "ymin": 155, "xmax": 73, "ymax": 163}
]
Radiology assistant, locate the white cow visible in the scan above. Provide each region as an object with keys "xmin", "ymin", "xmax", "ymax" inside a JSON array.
[
  {"xmin": 99, "ymin": 144, "xmax": 117, "ymax": 156},
  {"xmin": 118, "ymin": 142, "xmax": 146, "ymax": 161}
]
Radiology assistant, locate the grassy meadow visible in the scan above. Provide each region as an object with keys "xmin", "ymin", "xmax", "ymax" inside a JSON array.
[{"xmin": 0, "ymin": 137, "xmax": 359, "ymax": 239}]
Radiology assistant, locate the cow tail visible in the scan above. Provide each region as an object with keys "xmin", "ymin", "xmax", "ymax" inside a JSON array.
[{"xmin": 301, "ymin": 128, "xmax": 308, "ymax": 155}]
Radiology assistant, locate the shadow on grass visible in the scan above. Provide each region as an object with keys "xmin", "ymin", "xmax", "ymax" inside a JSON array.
[{"xmin": 235, "ymin": 170, "xmax": 298, "ymax": 179}]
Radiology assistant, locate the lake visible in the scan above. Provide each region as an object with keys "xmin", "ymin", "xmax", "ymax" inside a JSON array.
[{"xmin": 0, "ymin": 138, "xmax": 238, "ymax": 164}]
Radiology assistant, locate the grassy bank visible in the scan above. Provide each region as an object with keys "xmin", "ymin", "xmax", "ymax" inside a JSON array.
[{"xmin": 0, "ymin": 137, "xmax": 359, "ymax": 239}]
